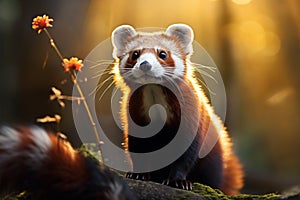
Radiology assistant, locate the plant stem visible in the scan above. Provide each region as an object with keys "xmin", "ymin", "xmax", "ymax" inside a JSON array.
[
  {"xmin": 44, "ymin": 28, "xmax": 64, "ymax": 62},
  {"xmin": 69, "ymin": 71, "xmax": 104, "ymax": 162},
  {"xmin": 43, "ymin": 28, "xmax": 104, "ymax": 162}
]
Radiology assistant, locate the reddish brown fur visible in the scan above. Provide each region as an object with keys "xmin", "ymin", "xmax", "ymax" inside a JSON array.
[
  {"xmin": 120, "ymin": 56, "xmax": 244, "ymax": 195},
  {"xmin": 16, "ymin": 126, "xmax": 36, "ymax": 152},
  {"xmin": 113, "ymin": 24, "xmax": 244, "ymax": 195},
  {"xmin": 0, "ymin": 126, "xmax": 89, "ymax": 192},
  {"xmin": 0, "ymin": 126, "xmax": 137, "ymax": 200},
  {"xmin": 39, "ymin": 134, "xmax": 89, "ymax": 191},
  {"xmin": 126, "ymin": 51, "xmax": 138, "ymax": 68},
  {"xmin": 220, "ymin": 134, "xmax": 244, "ymax": 194},
  {"xmin": 0, "ymin": 127, "xmax": 42, "ymax": 192}
]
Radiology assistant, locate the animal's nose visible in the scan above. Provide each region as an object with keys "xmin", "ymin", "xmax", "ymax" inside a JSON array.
[{"xmin": 139, "ymin": 61, "xmax": 152, "ymax": 72}]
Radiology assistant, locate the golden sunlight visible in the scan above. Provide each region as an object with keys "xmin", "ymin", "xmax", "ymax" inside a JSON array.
[
  {"xmin": 80, "ymin": 1, "xmax": 300, "ymax": 193},
  {"xmin": 232, "ymin": 0, "xmax": 252, "ymax": 5},
  {"xmin": 2, "ymin": 0, "xmax": 298, "ymax": 196}
]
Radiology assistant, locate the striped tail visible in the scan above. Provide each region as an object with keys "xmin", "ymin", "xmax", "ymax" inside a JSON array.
[{"xmin": 0, "ymin": 126, "xmax": 135, "ymax": 200}]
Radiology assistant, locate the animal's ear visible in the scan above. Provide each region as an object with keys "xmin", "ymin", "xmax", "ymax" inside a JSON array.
[
  {"xmin": 112, "ymin": 25, "xmax": 137, "ymax": 58},
  {"xmin": 166, "ymin": 24, "xmax": 194, "ymax": 55}
]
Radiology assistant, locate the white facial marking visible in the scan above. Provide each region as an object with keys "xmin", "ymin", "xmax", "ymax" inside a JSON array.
[
  {"xmin": 172, "ymin": 55, "xmax": 185, "ymax": 77},
  {"xmin": 132, "ymin": 52, "xmax": 165, "ymax": 84},
  {"xmin": 118, "ymin": 44, "xmax": 185, "ymax": 84},
  {"xmin": 120, "ymin": 54, "xmax": 129, "ymax": 71}
]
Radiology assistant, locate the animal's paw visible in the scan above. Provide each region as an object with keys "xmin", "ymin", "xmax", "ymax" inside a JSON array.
[
  {"xmin": 162, "ymin": 179, "xmax": 193, "ymax": 190},
  {"xmin": 125, "ymin": 172, "xmax": 151, "ymax": 181}
]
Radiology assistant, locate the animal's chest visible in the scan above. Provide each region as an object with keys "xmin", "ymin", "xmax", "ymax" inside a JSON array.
[
  {"xmin": 127, "ymin": 84, "xmax": 181, "ymax": 153},
  {"xmin": 128, "ymin": 84, "xmax": 178, "ymax": 127}
]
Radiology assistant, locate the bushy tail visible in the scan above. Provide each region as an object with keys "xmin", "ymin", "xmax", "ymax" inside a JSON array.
[
  {"xmin": 0, "ymin": 126, "xmax": 135, "ymax": 200},
  {"xmin": 220, "ymin": 131, "xmax": 244, "ymax": 195}
]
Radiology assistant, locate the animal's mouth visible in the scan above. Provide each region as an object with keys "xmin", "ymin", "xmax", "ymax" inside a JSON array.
[
  {"xmin": 141, "ymin": 73, "xmax": 159, "ymax": 79},
  {"xmin": 128, "ymin": 74, "xmax": 164, "ymax": 85}
]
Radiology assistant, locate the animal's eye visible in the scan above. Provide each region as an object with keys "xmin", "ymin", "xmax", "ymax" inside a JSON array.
[
  {"xmin": 131, "ymin": 50, "xmax": 140, "ymax": 60},
  {"xmin": 158, "ymin": 50, "xmax": 168, "ymax": 60}
]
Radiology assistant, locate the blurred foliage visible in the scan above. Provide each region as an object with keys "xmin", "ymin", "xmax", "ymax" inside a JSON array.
[{"xmin": 0, "ymin": 0, "xmax": 299, "ymax": 194}]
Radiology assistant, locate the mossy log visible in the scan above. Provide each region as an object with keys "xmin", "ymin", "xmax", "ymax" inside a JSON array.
[
  {"xmin": 125, "ymin": 178, "xmax": 300, "ymax": 200},
  {"xmin": 2, "ymin": 178, "xmax": 300, "ymax": 200}
]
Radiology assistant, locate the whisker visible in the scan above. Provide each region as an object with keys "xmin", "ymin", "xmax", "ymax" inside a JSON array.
[
  {"xmin": 85, "ymin": 59, "xmax": 114, "ymax": 64},
  {"xmin": 196, "ymin": 77, "xmax": 216, "ymax": 96},
  {"xmin": 188, "ymin": 61, "xmax": 217, "ymax": 72},
  {"xmin": 194, "ymin": 68, "xmax": 218, "ymax": 84},
  {"xmin": 91, "ymin": 70, "xmax": 111, "ymax": 79},
  {"xmin": 98, "ymin": 80, "xmax": 116, "ymax": 102},
  {"xmin": 88, "ymin": 63, "xmax": 116, "ymax": 70},
  {"xmin": 85, "ymin": 59, "xmax": 113, "ymax": 62},
  {"xmin": 163, "ymin": 73, "xmax": 185, "ymax": 104},
  {"xmin": 95, "ymin": 69, "xmax": 133, "ymax": 102},
  {"xmin": 123, "ymin": 63, "xmax": 134, "ymax": 68},
  {"xmin": 164, "ymin": 68, "xmax": 216, "ymax": 96},
  {"xmin": 162, "ymin": 67, "xmax": 176, "ymax": 70},
  {"xmin": 111, "ymin": 87, "xmax": 120, "ymax": 104},
  {"xmin": 120, "ymin": 71, "xmax": 133, "ymax": 82},
  {"xmin": 120, "ymin": 68, "xmax": 134, "ymax": 71},
  {"xmin": 89, "ymin": 75, "xmax": 114, "ymax": 96},
  {"xmin": 85, "ymin": 59, "xmax": 116, "ymax": 71},
  {"xmin": 164, "ymin": 70, "xmax": 184, "ymax": 81}
]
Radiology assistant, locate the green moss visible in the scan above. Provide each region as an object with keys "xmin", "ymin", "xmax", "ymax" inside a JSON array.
[
  {"xmin": 192, "ymin": 183, "xmax": 279, "ymax": 200},
  {"xmin": 192, "ymin": 183, "xmax": 230, "ymax": 200},
  {"xmin": 230, "ymin": 193, "xmax": 279, "ymax": 200},
  {"xmin": 78, "ymin": 143, "xmax": 102, "ymax": 162}
]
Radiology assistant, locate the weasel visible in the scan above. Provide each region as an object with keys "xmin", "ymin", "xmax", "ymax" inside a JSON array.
[
  {"xmin": 111, "ymin": 24, "xmax": 244, "ymax": 195},
  {"xmin": 0, "ymin": 126, "xmax": 135, "ymax": 200}
]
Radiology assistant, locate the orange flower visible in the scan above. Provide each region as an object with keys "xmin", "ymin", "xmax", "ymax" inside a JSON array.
[
  {"xmin": 62, "ymin": 57, "xmax": 83, "ymax": 72},
  {"xmin": 32, "ymin": 15, "xmax": 53, "ymax": 34}
]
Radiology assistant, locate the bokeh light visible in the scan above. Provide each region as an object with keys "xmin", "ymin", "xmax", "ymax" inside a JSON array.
[
  {"xmin": 232, "ymin": 0, "xmax": 252, "ymax": 5},
  {"xmin": 0, "ymin": 0, "xmax": 299, "ymax": 195}
]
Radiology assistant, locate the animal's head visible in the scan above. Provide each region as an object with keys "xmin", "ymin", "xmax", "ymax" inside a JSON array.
[{"xmin": 111, "ymin": 24, "xmax": 194, "ymax": 84}]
